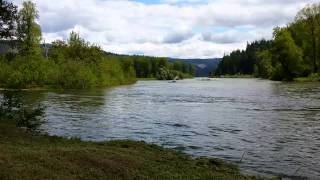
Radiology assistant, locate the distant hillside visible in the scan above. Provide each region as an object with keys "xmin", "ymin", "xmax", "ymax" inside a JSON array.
[
  {"xmin": 169, "ymin": 58, "xmax": 221, "ymax": 77},
  {"xmin": 103, "ymin": 52, "xmax": 221, "ymax": 77}
]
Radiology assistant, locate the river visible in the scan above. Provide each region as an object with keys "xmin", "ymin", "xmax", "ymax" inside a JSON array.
[{"xmin": 2, "ymin": 78, "xmax": 320, "ymax": 179}]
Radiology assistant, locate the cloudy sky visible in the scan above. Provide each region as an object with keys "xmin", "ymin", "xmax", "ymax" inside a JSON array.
[{"xmin": 10, "ymin": 0, "xmax": 318, "ymax": 58}]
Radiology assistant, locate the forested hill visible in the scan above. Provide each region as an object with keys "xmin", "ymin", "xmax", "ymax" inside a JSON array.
[
  {"xmin": 170, "ymin": 58, "xmax": 221, "ymax": 77},
  {"xmin": 213, "ymin": 3, "xmax": 320, "ymax": 81},
  {"xmin": 103, "ymin": 53, "xmax": 220, "ymax": 77}
]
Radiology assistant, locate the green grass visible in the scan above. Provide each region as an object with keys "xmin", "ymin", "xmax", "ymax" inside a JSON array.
[
  {"xmin": 294, "ymin": 73, "xmax": 320, "ymax": 82},
  {"xmin": 0, "ymin": 120, "xmax": 275, "ymax": 180}
]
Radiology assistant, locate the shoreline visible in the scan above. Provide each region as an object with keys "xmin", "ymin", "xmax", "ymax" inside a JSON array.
[
  {"xmin": 0, "ymin": 80, "xmax": 138, "ymax": 91},
  {"xmin": 0, "ymin": 120, "xmax": 272, "ymax": 179},
  {"xmin": 212, "ymin": 75, "xmax": 255, "ymax": 78},
  {"xmin": 211, "ymin": 74, "xmax": 320, "ymax": 82}
]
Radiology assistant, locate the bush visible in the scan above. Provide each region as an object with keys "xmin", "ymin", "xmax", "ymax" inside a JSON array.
[
  {"xmin": 0, "ymin": 60, "xmax": 12, "ymax": 85},
  {"xmin": 0, "ymin": 37, "xmax": 137, "ymax": 89},
  {"xmin": 295, "ymin": 73, "xmax": 320, "ymax": 82},
  {"xmin": 96, "ymin": 58, "xmax": 125, "ymax": 87},
  {"xmin": 1, "ymin": 56, "xmax": 52, "ymax": 88},
  {"xmin": 56, "ymin": 61, "xmax": 97, "ymax": 89},
  {"xmin": 156, "ymin": 67, "xmax": 174, "ymax": 80},
  {"xmin": 0, "ymin": 55, "xmax": 137, "ymax": 89}
]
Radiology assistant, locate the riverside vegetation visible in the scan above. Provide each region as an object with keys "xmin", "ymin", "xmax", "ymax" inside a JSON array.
[
  {"xmin": 213, "ymin": 3, "xmax": 320, "ymax": 82},
  {"xmin": 0, "ymin": 1, "xmax": 194, "ymax": 89}
]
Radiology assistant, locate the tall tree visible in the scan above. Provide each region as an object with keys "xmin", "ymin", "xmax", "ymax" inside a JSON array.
[
  {"xmin": 271, "ymin": 28, "xmax": 304, "ymax": 80},
  {"xmin": 0, "ymin": 0, "xmax": 17, "ymax": 39},
  {"xmin": 17, "ymin": 0, "xmax": 41, "ymax": 55},
  {"xmin": 295, "ymin": 3, "xmax": 320, "ymax": 73}
]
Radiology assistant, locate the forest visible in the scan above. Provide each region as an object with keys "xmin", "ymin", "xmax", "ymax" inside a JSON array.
[
  {"xmin": 105, "ymin": 54, "xmax": 195, "ymax": 80},
  {"xmin": 213, "ymin": 3, "xmax": 320, "ymax": 81},
  {"xmin": 0, "ymin": 0, "xmax": 194, "ymax": 89}
]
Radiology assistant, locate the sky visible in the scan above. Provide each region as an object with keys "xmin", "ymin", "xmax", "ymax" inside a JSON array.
[{"xmin": 10, "ymin": 0, "xmax": 318, "ymax": 58}]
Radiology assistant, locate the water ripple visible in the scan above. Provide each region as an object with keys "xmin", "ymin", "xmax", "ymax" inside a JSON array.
[{"xmin": 5, "ymin": 79, "xmax": 320, "ymax": 179}]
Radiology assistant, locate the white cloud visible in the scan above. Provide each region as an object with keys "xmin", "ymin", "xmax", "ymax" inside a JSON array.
[{"xmin": 10, "ymin": 0, "xmax": 319, "ymax": 58}]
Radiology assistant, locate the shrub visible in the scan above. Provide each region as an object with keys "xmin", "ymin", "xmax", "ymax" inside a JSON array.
[
  {"xmin": 4, "ymin": 56, "xmax": 51, "ymax": 88},
  {"xmin": 56, "ymin": 61, "xmax": 97, "ymax": 89}
]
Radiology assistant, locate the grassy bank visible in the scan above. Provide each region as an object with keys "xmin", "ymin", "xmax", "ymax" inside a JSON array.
[
  {"xmin": 0, "ymin": 120, "xmax": 271, "ymax": 180},
  {"xmin": 294, "ymin": 73, "xmax": 320, "ymax": 82}
]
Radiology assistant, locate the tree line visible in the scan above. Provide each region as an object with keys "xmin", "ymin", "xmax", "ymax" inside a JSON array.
[
  {"xmin": 213, "ymin": 3, "xmax": 320, "ymax": 81},
  {"xmin": 0, "ymin": 0, "xmax": 194, "ymax": 89},
  {"xmin": 109, "ymin": 54, "xmax": 195, "ymax": 80}
]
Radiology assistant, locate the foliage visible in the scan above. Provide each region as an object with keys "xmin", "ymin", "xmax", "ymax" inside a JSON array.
[
  {"xmin": 156, "ymin": 67, "xmax": 175, "ymax": 80},
  {"xmin": 17, "ymin": 0, "xmax": 42, "ymax": 55},
  {"xmin": 0, "ymin": 0, "xmax": 194, "ymax": 89},
  {"xmin": 47, "ymin": 32, "xmax": 139, "ymax": 88},
  {"xmin": 214, "ymin": 40, "xmax": 272, "ymax": 76},
  {"xmin": 294, "ymin": 73, "xmax": 320, "ymax": 82},
  {"xmin": 124, "ymin": 55, "xmax": 194, "ymax": 79},
  {"xmin": 55, "ymin": 61, "xmax": 97, "ymax": 89},
  {"xmin": 0, "ymin": 91, "xmax": 44, "ymax": 132},
  {"xmin": 254, "ymin": 50, "xmax": 273, "ymax": 78},
  {"xmin": 271, "ymin": 28, "xmax": 304, "ymax": 80},
  {"xmin": 155, "ymin": 67, "xmax": 192, "ymax": 80},
  {"xmin": 0, "ymin": 31, "xmax": 138, "ymax": 89},
  {"xmin": 294, "ymin": 3, "xmax": 320, "ymax": 73},
  {"xmin": 0, "ymin": 55, "xmax": 53, "ymax": 88},
  {"xmin": 214, "ymin": 2, "xmax": 320, "ymax": 81}
]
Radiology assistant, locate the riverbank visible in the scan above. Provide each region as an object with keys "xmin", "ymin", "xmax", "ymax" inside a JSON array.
[
  {"xmin": 137, "ymin": 78, "xmax": 157, "ymax": 81},
  {"xmin": 213, "ymin": 73, "xmax": 320, "ymax": 82},
  {"xmin": 0, "ymin": 80, "xmax": 138, "ymax": 91},
  {"xmin": 294, "ymin": 73, "xmax": 320, "ymax": 82},
  {"xmin": 0, "ymin": 120, "xmax": 270, "ymax": 180},
  {"xmin": 213, "ymin": 74, "xmax": 254, "ymax": 78}
]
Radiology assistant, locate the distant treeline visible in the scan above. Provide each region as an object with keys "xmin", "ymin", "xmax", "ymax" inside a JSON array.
[
  {"xmin": 105, "ymin": 54, "xmax": 195, "ymax": 80},
  {"xmin": 0, "ymin": 0, "xmax": 194, "ymax": 89},
  {"xmin": 213, "ymin": 3, "xmax": 320, "ymax": 81}
]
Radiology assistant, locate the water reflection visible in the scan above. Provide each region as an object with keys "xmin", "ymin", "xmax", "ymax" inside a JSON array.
[{"xmin": 0, "ymin": 91, "xmax": 45, "ymax": 132}]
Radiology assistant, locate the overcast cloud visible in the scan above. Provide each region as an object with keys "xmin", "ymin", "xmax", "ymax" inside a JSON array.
[{"xmin": 10, "ymin": 0, "xmax": 318, "ymax": 58}]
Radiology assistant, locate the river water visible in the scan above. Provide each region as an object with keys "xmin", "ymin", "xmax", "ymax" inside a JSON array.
[{"xmin": 3, "ymin": 79, "xmax": 320, "ymax": 179}]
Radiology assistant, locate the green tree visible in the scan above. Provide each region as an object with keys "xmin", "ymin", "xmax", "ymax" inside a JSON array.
[
  {"xmin": 188, "ymin": 64, "xmax": 195, "ymax": 75},
  {"xmin": 254, "ymin": 50, "xmax": 273, "ymax": 78},
  {"xmin": 173, "ymin": 61, "xmax": 183, "ymax": 72},
  {"xmin": 17, "ymin": 0, "xmax": 41, "ymax": 55},
  {"xmin": 156, "ymin": 67, "xmax": 174, "ymax": 80},
  {"xmin": 66, "ymin": 31, "xmax": 103, "ymax": 62},
  {"xmin": 271, "ymin": 28, "xmax": 304, "ymax": 80},
  {"xmin": 295, "ymin": 3, "xmax": 320, "ymax": 73},
  {"xmin": 48, "ymin": 40, "xmax": 67, "ymax": 64},
  {"xmin": 214, "ymin": 40, "xmax": 272, "ymax": 76}
]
